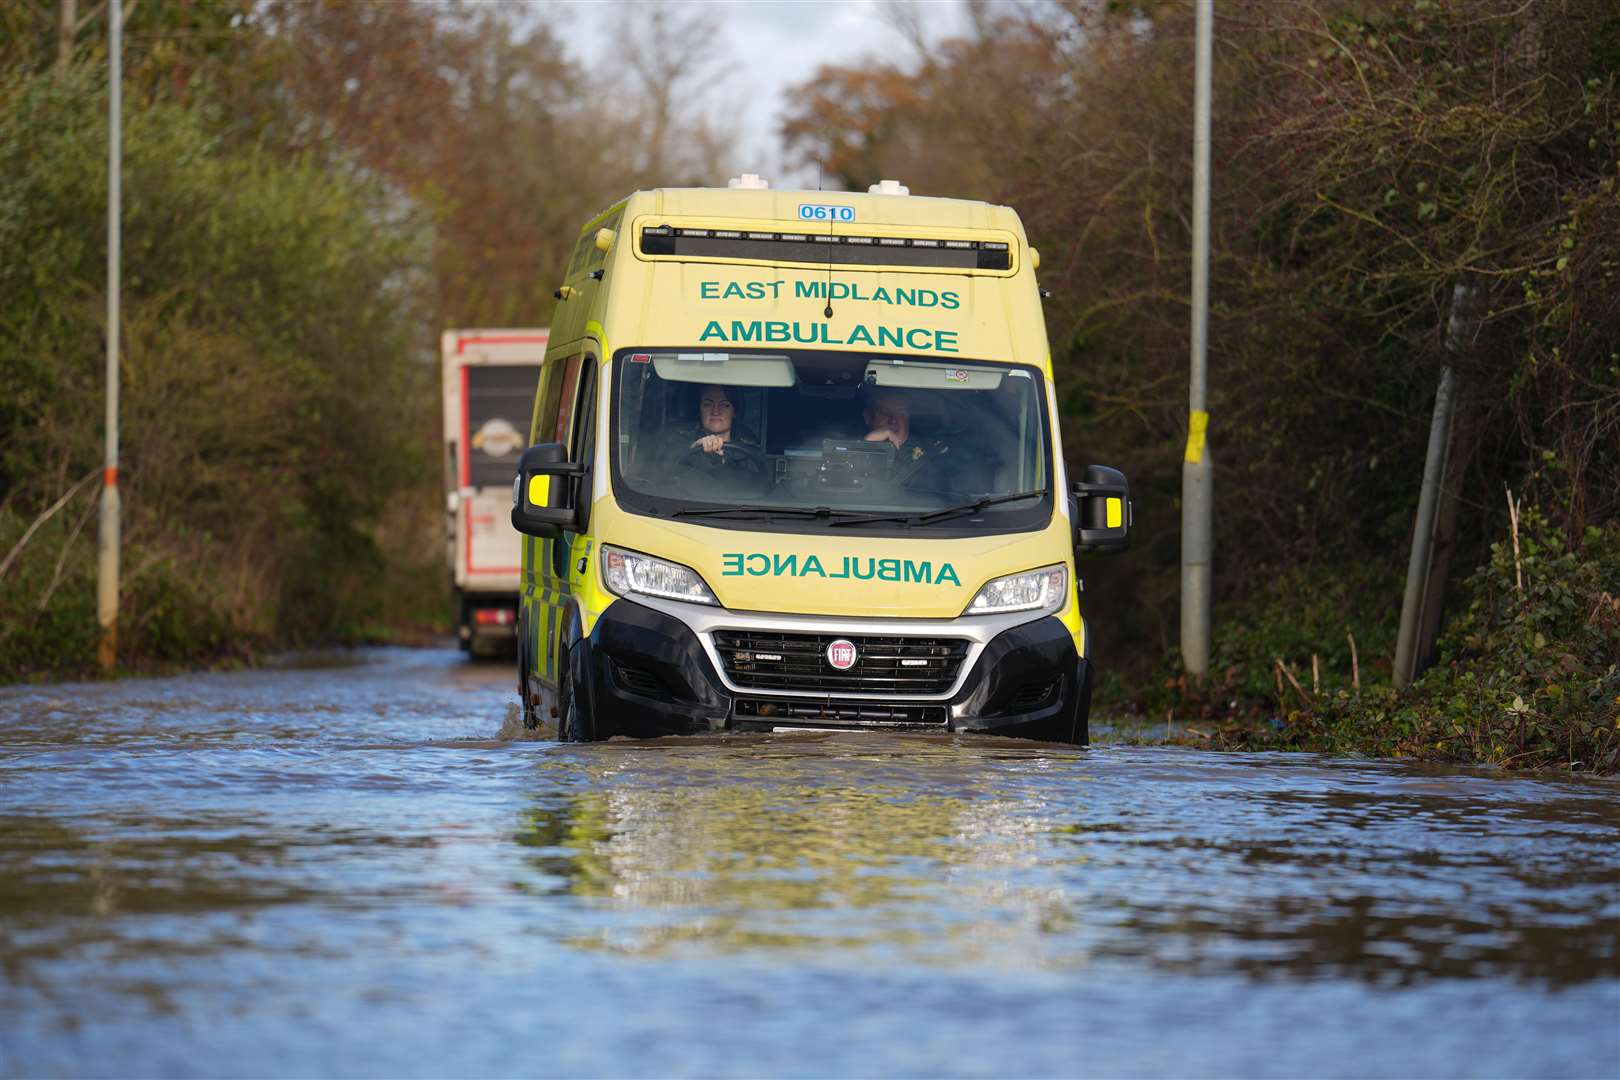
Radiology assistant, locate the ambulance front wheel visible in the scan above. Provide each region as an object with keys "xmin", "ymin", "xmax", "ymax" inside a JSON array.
[
  {"xmin": 557, "ymin": 641, "xmax": 600, "ymax": 742},
  {"xmin": 1067, "ymin": 661, "xmax": 1093, "ymax": 746},
  {"xmin": 517, "ymin": 614, "xmax": 543, "ymax": 731}
]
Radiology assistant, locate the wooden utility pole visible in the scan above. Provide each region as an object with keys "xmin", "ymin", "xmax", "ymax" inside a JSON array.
[{"xmin": 1394, "ymin": 282, "xmax": 1479, "ymax": 687}]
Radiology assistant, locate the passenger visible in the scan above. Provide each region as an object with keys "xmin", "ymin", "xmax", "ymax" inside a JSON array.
[{"xmin": 862, "ymin": 389, "xmax": 956, "ymax": 490}]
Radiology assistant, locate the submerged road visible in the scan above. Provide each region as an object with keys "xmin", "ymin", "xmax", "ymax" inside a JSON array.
[{"xmin": 1, "ymin": 647, "xmax": 1617, "ymax": 1078}]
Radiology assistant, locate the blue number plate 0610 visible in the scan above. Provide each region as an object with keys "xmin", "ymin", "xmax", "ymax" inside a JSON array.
[{"xmin": 798, "ymin": 203, "xmax": 855, "ymax": 222}]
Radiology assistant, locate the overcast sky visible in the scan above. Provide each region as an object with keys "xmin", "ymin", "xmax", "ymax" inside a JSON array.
[{"xmin": 549, "ymin": 0, "xmax": 972, "ymax": 188}]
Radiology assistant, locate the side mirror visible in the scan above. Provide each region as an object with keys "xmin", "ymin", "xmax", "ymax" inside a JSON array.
[
  {"xmin": 511, "ymin": 442, "xmax": 586, "ymax": 538},
  {"xmin": 1071, "ymin": 464, "xmax": 1132, "ymax": 555}
]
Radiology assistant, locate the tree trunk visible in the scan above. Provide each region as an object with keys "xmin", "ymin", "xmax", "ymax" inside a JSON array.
[{"xmin": 56, "ymin": 0, "xmax": 78, "ymax": 70}]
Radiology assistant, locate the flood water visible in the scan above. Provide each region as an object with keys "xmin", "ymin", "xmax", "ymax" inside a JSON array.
[{"xmin": 2, "ymin": 647, "xmax": 1617, "ymax": 1078}]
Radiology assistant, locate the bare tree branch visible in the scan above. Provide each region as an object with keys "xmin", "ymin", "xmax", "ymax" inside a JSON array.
[{"xmin": 0, "ymin": 471, "xmax": 97, "ymax": 585}]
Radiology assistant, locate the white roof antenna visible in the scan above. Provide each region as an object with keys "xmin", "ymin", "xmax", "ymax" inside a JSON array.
[
  {"xmin": 868, "ymin": 179, "xmax": 910, "ymax": 196},
  {"xmin": 727, "ymin": 173, "xmax": 771, "ymax": 190}
]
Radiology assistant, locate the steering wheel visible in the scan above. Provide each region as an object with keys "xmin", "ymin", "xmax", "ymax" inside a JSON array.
[{"xmin": 673, "ymin": 440, "xmax": 771, "ymax": 496}]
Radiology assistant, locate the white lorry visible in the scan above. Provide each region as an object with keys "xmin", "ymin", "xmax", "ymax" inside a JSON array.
[{"xmin": 441, "ymin": 328, "xmax": 548, "ymax": 656}]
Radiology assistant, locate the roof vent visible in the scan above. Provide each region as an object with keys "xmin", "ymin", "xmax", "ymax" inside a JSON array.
[
  {"xmin": 868, "ymin": 179, "xmax": 910, "ymax": 196},
  {"xmin": 727, "ymin": 173, "xmax": 771, "ymax": 190}
]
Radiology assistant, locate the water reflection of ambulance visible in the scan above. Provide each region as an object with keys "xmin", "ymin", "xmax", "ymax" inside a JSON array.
[{"xmin": 512, "ymin": 175, "xmax": 1130, "ymax": 743}]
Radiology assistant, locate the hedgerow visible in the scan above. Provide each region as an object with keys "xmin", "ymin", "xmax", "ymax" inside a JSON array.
[{"xmin": 1166, "ymin": 511, "xmax": 1620, "ymax": 772}]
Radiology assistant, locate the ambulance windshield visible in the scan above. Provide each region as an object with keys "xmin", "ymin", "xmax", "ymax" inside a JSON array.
[{"xmin": 611, "ymin": 349, "xmax": 1052, "ymax": 532}]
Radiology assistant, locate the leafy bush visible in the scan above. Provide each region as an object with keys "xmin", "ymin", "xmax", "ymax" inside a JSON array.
[
  {"xmin": 1174, "ymin": 511, "xmax": 1620, "ymax": 773},
  {"xmin": 1357, "ymin": 511, "xmax": 1620, "ymax": 771},
  {"xmin": 1105, "ymin": 559, "xmax": 1400, "ymax": 710},
  {"xmin": 0, "ymin": 72, "xmax": 437, "ymax": 679}
]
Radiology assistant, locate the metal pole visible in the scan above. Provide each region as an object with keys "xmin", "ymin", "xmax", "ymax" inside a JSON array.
[
  {"xmin": 1181, "ymin": 0, "xmax": 1214, "ymax": 677},
  {"xmin": 1394, "ymin": 366, "xmax": 1458, "ymax": 688},
  {"xmin": 97, "ymin": 1, "xmax": 121, "ymax": 675}
]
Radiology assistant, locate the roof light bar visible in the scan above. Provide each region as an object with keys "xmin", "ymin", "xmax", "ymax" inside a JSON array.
[{"xmin": 639, "ymin": 227, "xmax": 1013, "ymax": 270}]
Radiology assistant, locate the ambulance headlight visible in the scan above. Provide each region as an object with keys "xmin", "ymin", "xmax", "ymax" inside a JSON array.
[
  {"xmin": 601, "ymin": 546, "xmax": 718, "ymax": 606},
  {"xmin": 965, "ymin": 564, "xmax": 1066, "ymax": 615}
]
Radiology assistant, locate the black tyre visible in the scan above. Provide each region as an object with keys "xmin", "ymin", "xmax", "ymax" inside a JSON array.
[
  {"xmin": 1067, "ymin": 665, "xmax": 1093, "ymax": 747},
  {"xmin": 556, "ymin": 643, "xmax": 598, "ymax": 742},
  {"xmin": 454, "ymin": 589, "xmax": 471, "ymax": 653},
  {"xmin": 517, "ymin": 615, "xmax": 542, "ymax": 731}
]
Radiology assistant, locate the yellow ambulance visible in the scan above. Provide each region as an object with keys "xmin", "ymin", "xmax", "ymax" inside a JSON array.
[{"xmin": 511, "ymin": 176, "xmax": 1130, "ymax": 744}]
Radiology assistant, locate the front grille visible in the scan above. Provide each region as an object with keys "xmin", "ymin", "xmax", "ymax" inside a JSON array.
[
  {"xmin": 713, "ymin": 631, "xmax": 969, "ymax": 694},
  {"xmin": 735, "ymin": 697, "xmax": 948, "ymax": 727}
]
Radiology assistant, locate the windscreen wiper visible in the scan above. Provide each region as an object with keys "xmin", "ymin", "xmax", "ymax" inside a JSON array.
[
  {"xmin": 672, "ymin": 506, "xmax": 836, "ymax": 520},
  {"xmin": 827, "ymin": 489, "xmax": 1048, "ymax": 528}
]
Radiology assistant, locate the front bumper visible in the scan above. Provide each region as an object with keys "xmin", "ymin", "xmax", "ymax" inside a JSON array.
[{"xmin": 584, "ymin": 597, "xmax": 1089, "ymax": 742}]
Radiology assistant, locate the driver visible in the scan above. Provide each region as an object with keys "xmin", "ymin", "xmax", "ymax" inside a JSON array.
[
  {"xmin": 658, "ymin": 383, "xmax": 763, "ymax": 480},
  {"xmin": 690, "ymin": 384, "xmax": 747, "ymax": 457}
]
